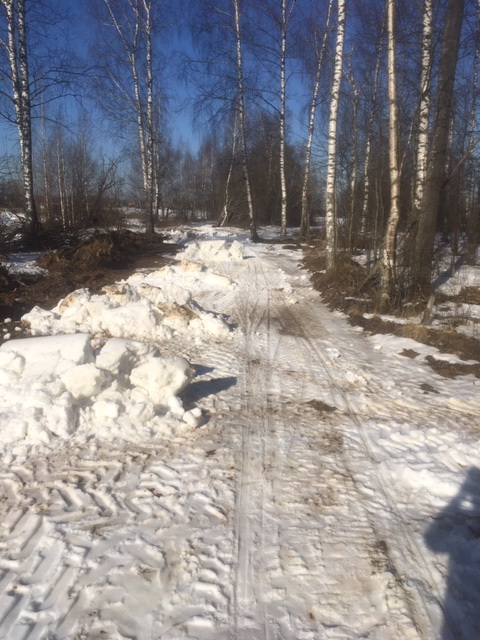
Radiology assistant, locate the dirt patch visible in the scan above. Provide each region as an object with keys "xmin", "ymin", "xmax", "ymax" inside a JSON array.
[
  {"xmin": 424, "ymin": 355, "xmax": 480, "ymax": 379},
  {"xmin": 420, "ymin": 382, "xmax": 439, "ymax": 394},
  {"xmin": 302, "ymin": 244, "xmax": 480, "ymax": 377},
  {"xmin": 353, "ymin": 314, "xmax": 480, "ymax": 361},
  {"xmin": 0, "ymin": 230, "xmax": 176, "ymax": 324},
  {"xmin": 307, "ymin": 399, "xmax": 337, "ymax": 414},
  {"xmin": 401, "ymin": 348, "xmax": 420, "ymax": 359},
  {"xmin": 303, "ymin": 249, "xmax": 374, "ymax": 315}
]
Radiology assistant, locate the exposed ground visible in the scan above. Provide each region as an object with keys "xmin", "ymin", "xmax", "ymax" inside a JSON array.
[
  {"xmin": 302, "ymin": 243, "xmax": 480, "ymax": 378},
  {"xmin": 0, "ymin": 230, "xmax": 175, "ymax": 339}
]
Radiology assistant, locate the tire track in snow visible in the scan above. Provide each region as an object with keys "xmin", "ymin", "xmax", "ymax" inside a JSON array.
[
  {"xmin": 269, "ymin": 255, "xmax": 445, "ymax": 638},
  {"xmin": 233, "ymin": 260, "xmax": 270, "ymax": 639},
  {"xmin": 230, "ymin": 256, "xmax": 417, "ymax": 639},
  {"xmin": 0, "ymin": 439, "xmax": 234, "ymax": 638}
]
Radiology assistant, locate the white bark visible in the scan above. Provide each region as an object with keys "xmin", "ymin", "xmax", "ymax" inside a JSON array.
[
  {"xmin": 233, "ymin": 0, "xmax": 258, "ymax": 241},
  {"xmin": 103, "ymin": 0, "xmax": 154, "ymax": 233},
  {"xmin": 300, "ymin": 0, "xmax": 333, "ymax": 238},
  {"xmin": 325, "ymin": 0, "xmax": 346, "ymax": 269},
  {"xmin": 361, "ymin": 36, "xmax": 383, "ymax": 239},
  {"xmin": 218, "ymin": 116, "xmax": 238, "ymax": 227},
  {"xmin": 413, "ymin": 0, "xmax": 433, "ymax": 214},
  {"xmin": 143, "ymin": 0, "xmax": 155, "ymax": 233},
  {"xmin": 348, "ymin": 83, "xmax": 359, "ymax": 250},
  {"xmin": 1, "ymin": 0, "xmax": 40, "ymax": 234},
  {"xmin": 279, "ymin": 0, "xmax": 288, "ymax": 240},
  {"xmin": 380, "ymin": 0, "xmax": 401, "ymax": 304}
]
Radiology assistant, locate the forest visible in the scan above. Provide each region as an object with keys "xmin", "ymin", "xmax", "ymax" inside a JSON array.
[{"xmin": 0, "ymin": 0, "xmax": 478, "ymax": 306}]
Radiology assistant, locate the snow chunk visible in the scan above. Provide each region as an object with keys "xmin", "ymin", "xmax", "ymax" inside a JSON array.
[
  {"xmin": 23, "ymin": 277, "xmax": 229, "ymax": 342},
  {"xmin": 130, "ymin": 356, "xmax": 194, "ymax": 405},
  {"xmin": 0, "ymin": 333, "xmax": 94, "ymax": 380},
  {"xmin": 60, "ymin": 363, "xmax": 111, "ymax": 399},
  {"xmin": 96, "ymin": 338, "xmax": 158, "ymax": 376},
  {"xmin": 180, "ymin": 239, "xmax": 245, "ymax": 263}
]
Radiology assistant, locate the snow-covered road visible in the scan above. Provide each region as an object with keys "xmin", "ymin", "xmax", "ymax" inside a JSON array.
[{"xmin": 0, "ymin": 227, "xmax": 479, "ymax": 639}]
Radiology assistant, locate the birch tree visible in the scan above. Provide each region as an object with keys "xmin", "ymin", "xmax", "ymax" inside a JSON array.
[
  {"xmin": 325, "ymin": 0, "xmax": 346, "ymax": 270},
  {"xmin": 218, "ymin": 116, "xmax": 238, "ymax": 227},
  {"xmin": 414, "ymin": 0, "xmax": 465, "ymax": 292},
  {"xmin": 412, "ymin": 0, "xmax": 433, "ymax": 217},
  {"xmin": 299, "ymin": 0, "xmax": 333, "ymax": 238},
  {"xmin": 95, "ymin": 0, "xmax": 157, "ymax": 234},
  {"xmin": 360, "ymin": 14, "xmax": 384, "ymax": 242},
  {"xmin": 0, "ymin": 0, "xmax": 40, "ymax": 234},
  {"xmin": 380, "ymin": 0, "xmax": 401, "ymax": 304},
  {"xmin": 233, "ymin": 0, "xmax": 258, "ymax": 241},
  {"xmin": 279, "ymin": 0, "xmax": 288, "ymax": 239}
]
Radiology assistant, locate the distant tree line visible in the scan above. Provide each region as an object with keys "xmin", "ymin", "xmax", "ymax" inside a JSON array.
[{"xmin": 0, "ymin": 0, "xmax": 478, "ymax": 304}]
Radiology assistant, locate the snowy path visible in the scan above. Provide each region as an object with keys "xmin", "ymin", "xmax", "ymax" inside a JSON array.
[{"xmin": 0, "ymin": 228, "xmax": 479, "ymax": 639}]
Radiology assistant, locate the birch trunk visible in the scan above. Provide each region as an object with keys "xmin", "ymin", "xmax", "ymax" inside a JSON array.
[
  {"xmin": 300, "ymin": 0, "xmax": 333, "ymax": 238},
  {"xmin": 413, "ymin": 0, "xmax": 433, "ymax": 215},
  {"xmin": 361, "ymin": 36, "xmax": 383, "ymax": 240},
  {"xmin": 279, "ymin": 0, "xmax": 288, "ymax": 240},
  {"xmin": 380, "ymin": 0, "xmax": 401, "ymax": 305},
  {"xmin": 414, "ymin": 0, "xmax": 465, "ymax": 293},
  {"xmin": 348, "ymin": 83, "xmax": 359, "ymax": 251},
  {"xmin": 103, "ymin": 0, "xmax": 152, "ymax": 232},
  {"xmin": 143, "ymin": 0, "xmax": 155, "ymax": 234},
  {"xmin": 1, "ymin": 0, "xmax": 40, "ymax": 235},
  {"xmin": 218, "ymin": 116, "xmax": 238, "ymax": 227},
  {"xmin": 233, "ymin": 0, "xmax": 258, "ymax": 241},
  {"xmin": 325, "ymin": 0, "xmax": 346, "ymax": 270}
]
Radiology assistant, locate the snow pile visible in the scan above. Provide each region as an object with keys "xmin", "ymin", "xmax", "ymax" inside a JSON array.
[
  {"xmin": 22, "ymin": 280, "xmax": 230, "ymax": 341},
  {"xmin": 0, "ymin": 334, "xmax": 200, "ymax": 446},
  {"xmin": 179, "ymin": 239, "xmax": 245, "ymax": 263}
]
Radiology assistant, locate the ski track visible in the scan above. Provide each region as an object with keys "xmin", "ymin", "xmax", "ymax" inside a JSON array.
[{"xmin": 0, "ymin": 231, "xmax": 479, "ymax": 638}]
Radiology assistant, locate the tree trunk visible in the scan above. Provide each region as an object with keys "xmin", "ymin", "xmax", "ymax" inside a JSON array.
[
  {"xmin": 143, "ymin": 0, "xmax": 155, "ymax": 234},
  {"xmin": 466, "ymin": 0, "xmax": 480, "ymax": 265},
  {"xmin": 380, "ymin": 0, "xmax": 401, "ymax": 305},
  {"xmin": 348, "ymin": 84, "xmax": 359, "ymax": 251},
  {"xmin": 218, "ymin": 116, "xmax": 238, "ymax": 227},
  {"xmin": 325, "ymin": 0, "xmax": 346, "ymax": 270},
  {"xmin": 413, "ymin": 0, "xmax": 433, "ymax": 216},
  {"xmin": 279, "ymin": 0, "xmax": 288, "ymax": 240},
  {"xmin": 361, "ymin": 36, "xmax": 383, "ymax": 243},
  {"xmin": 2, "ymin": 0, "xmax": 40, "ymax": 235},
  {"xmin": 414, "ymin": 0, "xmax": 465, "ymax": 293},
  {"xmin": 300, "ymin": 0, "xmax": 333, "ymax": 239},
  {"xmin": 233, "ymin": 0, "xmax": 258, "ymax": 242}
]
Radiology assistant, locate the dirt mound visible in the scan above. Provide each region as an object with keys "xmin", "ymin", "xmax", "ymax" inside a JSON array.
[
  {"xmin": 1, "ymin": 230, "xmax": 175, "ymax": 324},
  {"xmin": 38, "ymin": 230, "xmax": 161, "ymax": 271}
]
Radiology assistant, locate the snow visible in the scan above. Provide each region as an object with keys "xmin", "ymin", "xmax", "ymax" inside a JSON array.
[
  {"xmin": 0, "ymin": 333, "xmax": 199, "ymax": 445},
  {"xmin": 0, "ymin": 224, "xmax": 479, "ymax": 639}
]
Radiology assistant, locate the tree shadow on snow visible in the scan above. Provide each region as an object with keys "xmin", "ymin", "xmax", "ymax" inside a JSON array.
[
  {"xmin": 424, "ymin": 466, "xmax": 480, "ymax": 639},
  {"xmin": 183, "ymin": 376, "xmax": 237, "ymax": 406}
]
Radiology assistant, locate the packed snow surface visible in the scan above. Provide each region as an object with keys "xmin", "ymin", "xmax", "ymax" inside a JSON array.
[{"xmin": 0, "ymin": 226, "xmax": 479, "ymax": 639}]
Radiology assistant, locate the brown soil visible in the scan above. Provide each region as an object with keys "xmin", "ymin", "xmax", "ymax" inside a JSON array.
[
  {"xmin": 0, "ymin": 230, "xmax": 177, "ymax": 325},
  {"xmin": 303, "ymin": 243, "xmax": 480, "ymax": 379},
  {"xmin": 400, "ymin": 348, "xmax": 420, "ymax": 359},
  {"xmin": 424, "ymin": 355, "xmax": 480, "ymax": 379},
  {"xmin": 420, "ymin": 383, "xmax": 439, "ymax": 394},
  {"xmin": 307, "ymin": 399, "xmax": 337, "ymax": 413}
]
